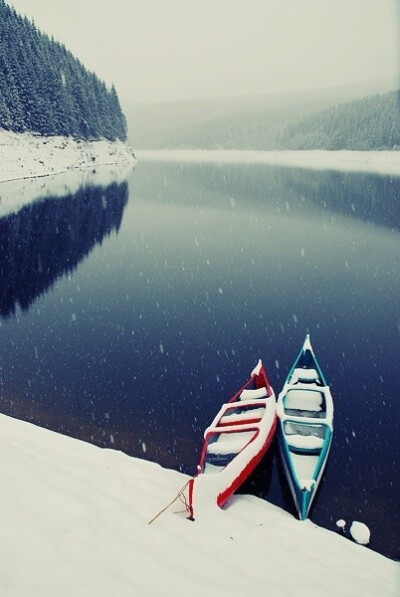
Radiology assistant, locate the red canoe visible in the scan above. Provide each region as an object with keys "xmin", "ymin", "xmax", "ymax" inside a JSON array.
[{"xmin": 187, "ymin": 360, "xmax": 277, "ymax": 519}]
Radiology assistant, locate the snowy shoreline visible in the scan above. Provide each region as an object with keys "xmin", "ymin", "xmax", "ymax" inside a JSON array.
[
  {"xmin": 0, "ymin": 129, "xmax": 136, "ymax": 184},
  {"xmin": 137, "ymin": 148, "xmax": 400, "ymax": 175},
  {"xmin": 1, "ymin": 413, "xmax": 398, "ymax": 596}
]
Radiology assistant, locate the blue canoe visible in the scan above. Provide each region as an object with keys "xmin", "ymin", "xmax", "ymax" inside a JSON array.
[{"xmin": 277, "ymin": 335, "xmax": 333, "ymax": 520}]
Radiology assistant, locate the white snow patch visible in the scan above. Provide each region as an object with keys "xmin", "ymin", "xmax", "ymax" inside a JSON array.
[
  {"xmin": 302, "ymin": 333, "xmax": 314, "ymax": 355},
  {"xmin": 350, "ymin": 521, "xmax": 371, "ymax": 545},
  {"xmin": 286, "ymin": 434, "xmax": 324, "ymax": 450},
  {"xmin": 336, "ymin": 519, "xmax": 347, "ymax": 529},
  {"xmin": 240, "ymin": 387, "xmax": 268, "ymax": 400},
  {"xmin": 206, "ymin": 431, "xmax": 254, "ymax": 455},
  {"xmin": 285, "ymin": 389, "xmax": 323, "ymax": 411},
  {"xmin": 0, "ymin": 128, "xmax": 136, "ymax": 185},
  {"xmin": 0, "ymin": 414, "xmax": 397, "ymax": 596},
  {"xmin": 137, "ymin": 148, "xmax": 400, "ymax": 176},
  {"xmin": 250, "ymin": 358, "xmax": 263, "ymax": 377},
  {"xmin": 219, "ymin": 407, "xmax": 265, "ymax": 425},
  {"xmin": 298, "ymin": 478, "xmax": 315, "ymax": 491},
  {"xmin": 290, "ymin": 368, "xmax": 319, "ymax": 383}
]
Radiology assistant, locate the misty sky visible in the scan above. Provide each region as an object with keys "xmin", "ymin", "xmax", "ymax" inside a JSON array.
[{"xmin": 8, "ymin": 0, "xmax": 400, "ymax": 104}]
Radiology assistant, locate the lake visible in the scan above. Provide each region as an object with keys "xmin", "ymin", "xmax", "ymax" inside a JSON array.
[{"xmin": 0, "ymin": 155, "xmax": 399, "ymax": 560}]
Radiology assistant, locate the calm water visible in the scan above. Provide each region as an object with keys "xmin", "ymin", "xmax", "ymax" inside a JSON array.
[{"xmin": 0, "ymin": 158, "xmax": 399, "ymax": 559}]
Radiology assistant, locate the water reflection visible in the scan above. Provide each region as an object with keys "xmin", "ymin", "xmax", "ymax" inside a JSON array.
[
  {"xmin": 0, "ymin": 179, "xmax": 129, "ymax": 318},
  {"xmin": 136, "ymin": 160, "xmax": 400, "ymax": 231}
]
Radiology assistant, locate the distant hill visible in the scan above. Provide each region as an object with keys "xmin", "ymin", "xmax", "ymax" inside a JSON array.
[
  {"xmin": 279, "ymin": 91, "xmax": 400, "ymax": 150},
  {"xmin": 0, "ymin": 0, "xmax": 127, "ymax": 141},
  {"xmin": 125, "ymin": 78, "xmax": 399, "ymax": 150}
]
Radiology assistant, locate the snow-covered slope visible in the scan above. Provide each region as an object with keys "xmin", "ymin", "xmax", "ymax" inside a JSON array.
[
  {"xmin": 0, "ymin": 414, "xmax": 398, "ymax": 597},
  {"xmin": 0, "ymin": 129, "xmax": 136, "ymax": 184}
]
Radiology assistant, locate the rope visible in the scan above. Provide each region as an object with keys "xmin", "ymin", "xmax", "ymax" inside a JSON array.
[{"xmin": 148, "ymin": 479, "xmax": 192, "ymax": 525}]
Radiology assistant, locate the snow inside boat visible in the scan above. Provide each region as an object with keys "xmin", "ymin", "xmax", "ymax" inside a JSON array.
[
  {"xmin": 277, "ymin": 335, "xmax": 333, "ymax": 521},
  {"xmin": 188, "ymin": 360, "xmax": 276, "ymax": 519}
]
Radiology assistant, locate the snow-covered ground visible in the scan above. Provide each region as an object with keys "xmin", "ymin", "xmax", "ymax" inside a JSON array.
[
  {"xmin": 0, "ymin": 128, "xmax": 136, "ymax": 184},
  {"xmin": 137, "ymin": 148, "xmax": 400, "ymax": 176},
  {"xmin": 1, "ymin": 414, "xmax": 398, "ymax": 597}
]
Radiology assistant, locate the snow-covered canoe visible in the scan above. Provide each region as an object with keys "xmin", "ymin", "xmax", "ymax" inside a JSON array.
[
  {"xmin": 277, "ymin": 335, "xmax": 333, "ymax": 520},
  {"xmin": 187, "ymin": 360, "xmax": 276, "ymax": 519}
]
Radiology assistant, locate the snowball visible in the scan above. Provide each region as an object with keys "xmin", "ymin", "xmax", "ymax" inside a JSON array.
[
  {"xmin": 336, "ymin": 519, "xmax": 346, "ymax": 529},
  {"xmin": 350, "ymin": 521, "xmax": 370, "ymax": 545}
]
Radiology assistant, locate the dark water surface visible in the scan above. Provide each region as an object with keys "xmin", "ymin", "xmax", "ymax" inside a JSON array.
[{"xmin": 0, "ymin": 159, "xmax": 399, "ymax": 559}]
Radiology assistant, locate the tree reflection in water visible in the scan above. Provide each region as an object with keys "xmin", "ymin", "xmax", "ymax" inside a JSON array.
[{"xmin": 0, "ymin": 181, "xmax": 129, "ymax": 318}]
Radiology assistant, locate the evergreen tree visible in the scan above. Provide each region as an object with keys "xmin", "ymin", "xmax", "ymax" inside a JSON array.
[
  {"xmin": 0, "ymin": 0, "xmax": 127, "ymax": 141},
  {"xmin": 280, "ymin": 91, "xmax": 400, "ymax": 150}
]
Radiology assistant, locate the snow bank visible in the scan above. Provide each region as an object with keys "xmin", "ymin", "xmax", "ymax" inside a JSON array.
[
  {"xmin": 0, "ymin": 128, "xmax": 136, "ymax": 184},
  {"xmin": 0, "ymin": 414, "xmax": 398, "ymax": 596},
  {"xmin": 137, "ymin": 148, "xmax": 400, "ymax": 176}
]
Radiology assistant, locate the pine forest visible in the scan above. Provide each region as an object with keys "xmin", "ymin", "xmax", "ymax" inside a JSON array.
[{"xmin": 0, "ymin": 0, "xmax": 127, "ymax": 141}]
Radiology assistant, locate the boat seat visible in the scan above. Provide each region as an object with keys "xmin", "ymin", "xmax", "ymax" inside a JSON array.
[
  {"xmin": 206, "ymin": 431, "xmax": 254, "ymax": 456},
  {"xmin": 205, "ymin": 453, "xmax": 236, "ymax": 468},
  {"xmin": 291, "ymin": 368, "xmax": 319, "ymax": 384},
  {"xmin": 286, "ymin": 434, "xmax": 324, "ymax": 454},
  {"xmin": 219, "ymin": 407, "xmax": 265, "ymax": 425},
  {"xmin": 285, "ymin": 409, "xmax": 326, "ymax": 419},
  {"xmin": 285, "ymin": 389, "xmax": 323, "ymax": 412},
  {"xmin": 240, "ymin": 387, "xmax": 268, "ymax": 400}
]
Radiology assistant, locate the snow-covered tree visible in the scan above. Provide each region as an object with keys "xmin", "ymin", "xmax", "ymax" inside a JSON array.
[{"xmin": 0, "ymin": 0, "xmax": 127, "ymax": 140}]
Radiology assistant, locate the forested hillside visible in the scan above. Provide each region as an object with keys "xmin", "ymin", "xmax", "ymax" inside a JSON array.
[
  {"xmin": 279, "ymin": 91, "xmax": 400, "ymax": 150},
  {"xmin": 140, "ymin": 89, "xmax": 400, "ymax": 151},
  {"xmin": 0, "ymin": 0, "xmax": 127, "ymax": 141},
  {"xmin": 125, "ymin": 78, "xmax": 398, "ymax": 148},
  {"xmin": 147, "ymin": 106, "xmax": 301, "ymax": 150}
]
